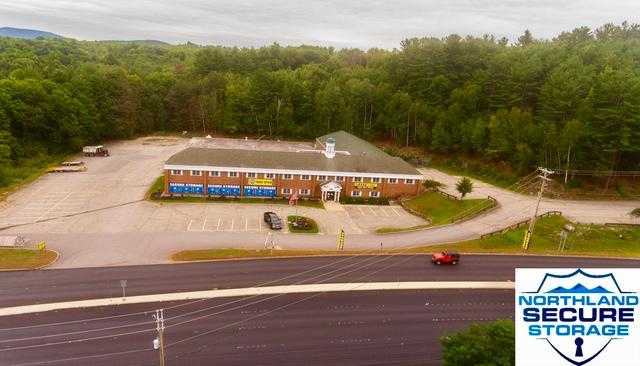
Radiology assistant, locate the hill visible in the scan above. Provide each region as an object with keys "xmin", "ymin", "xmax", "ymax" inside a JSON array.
[{"xmin": 0, "ymin": 27, "xmax": 62, "ymax": 39}]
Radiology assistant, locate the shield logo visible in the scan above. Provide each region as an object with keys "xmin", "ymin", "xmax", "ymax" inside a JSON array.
[{"xmin": 522, "ymin": 269, "xmax": 634, "ymax": 366}]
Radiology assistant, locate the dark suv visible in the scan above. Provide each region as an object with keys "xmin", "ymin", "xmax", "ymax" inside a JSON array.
[{"xmin": 263, "ymin": 212, "xmax": 283, "ymax": 230}]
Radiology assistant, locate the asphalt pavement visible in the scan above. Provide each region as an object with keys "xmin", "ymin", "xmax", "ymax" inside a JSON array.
[
  {"xmin": 0, "ymin": 290, "xmax": 514, "ymax": 366},
  {"xmin": 1, "ymin": 255, "xmax": 638, "ymax": 308}
]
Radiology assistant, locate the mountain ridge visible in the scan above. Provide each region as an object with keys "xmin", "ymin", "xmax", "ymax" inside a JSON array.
[{"xmin": 0, "ymin": 27, "xmax": 63, "ymax": 39}]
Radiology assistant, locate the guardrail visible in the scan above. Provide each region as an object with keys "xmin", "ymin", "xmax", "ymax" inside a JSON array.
[
  {"xmin": 436, "ymin": 189, "xmax": 460, "ymax": 201},
  {"xmin": 448, "ymin": 195, "xmax": 498, "ymax": 224},
  {"xmin": 480, "ymin": 211, "xmax": 562, "ymax": 239},
  {"xmin": 604, "ymin": 222, "xmax": 640, "ymax": 228}
]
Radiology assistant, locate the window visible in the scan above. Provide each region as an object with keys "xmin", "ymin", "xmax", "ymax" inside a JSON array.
[
  {"xmin": 190, "ymin": 170, "xmax": 201, "ymax": 176},
  {"xmin": 369, "ymin": 191, "xmax": 380, "ymax": 198},
  {"xmin": 372, "ymin": 177, "xmax": 381, "ymax": 183},
  {"xmin": 353, "ymin": 177, "xmax": 363, "ymax": 182},
  {"xmin": 299, "ymin": 188, "xmax": 310, "ymax": 195},
  {"xmin": 283, "ymin": 174, "xmax": 293, "ymax": 180},
  {"xmin": 405, "ymin": 179, "xmax": 415, "ymax": 184},
  {"xmin": 387, "ymin": 178, "xmax": 398, "ymax": 184},
  {"xmin": 282, "ymin": 188, "xmax": 292, "ymax": 195},
  {"xmin": 171, "ymin": 170, "xmax": 182, "ymax": 176},
  {"xmin": 265, "ymin": 173, "xmax": 276, "ymax": 179},
  {"xmin": 209, "ymin": 171, "xmax": 220, "ymax": 177},
  {"xmin": 247, "ymin": 172, "xmax": 257, "ymax": 178},
  {"xmin": 228, "ymin": 172, "xmax": 238, "ymax": 178},
  {"xmin": 351, "ymin": 190, "xmax": 362, "ymax": 197},
  {"xmin": 336, "ymin": 176, "xmax": 345, "ymax": 182},
  {"xmin": 317, "ymin": 175, "xmax": 326, "ymax": 181},
  {"xmin": 301, "ymin": 174, "xmax": 311, "ymax": 181}
]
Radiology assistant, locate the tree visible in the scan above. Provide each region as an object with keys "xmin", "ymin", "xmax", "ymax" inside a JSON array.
[
  {"xmin": 440, "ymin": 320, "xmax": 515, "ymax": 366},
  {"xmin": 456, "ymin": 177, "xmax": 473, "ymax": 198},
  {"xmin": 422, "ymin": 179, "xmax": 444, "ymax": 191}
]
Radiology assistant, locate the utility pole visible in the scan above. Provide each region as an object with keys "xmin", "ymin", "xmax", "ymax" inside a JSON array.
[
  {"xmin": 522, "ymin": 167, "xmax": 554, "ymax": 251},
  {"xmin": 153, "ymin": 309, "xmax": 166, "ymax": 366}
]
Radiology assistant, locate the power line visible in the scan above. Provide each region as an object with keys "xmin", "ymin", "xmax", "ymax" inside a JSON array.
[
  {"xmin": 0, "ymin": 251, "xmax": 401, "ymax": 347},
  {"xmin": 0, "ymin": 246, "xmax": 386, "ymax": 333}
]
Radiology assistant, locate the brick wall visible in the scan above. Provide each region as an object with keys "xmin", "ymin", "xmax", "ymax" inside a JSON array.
[{"xmin": 164, "ymin": 169, "xmax": 422, "ymax": 199}]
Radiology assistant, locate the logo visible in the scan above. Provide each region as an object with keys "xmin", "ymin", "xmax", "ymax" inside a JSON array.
[{"xmin": 516, "ymin": 268, "xmax": 640, "ymax": 366}]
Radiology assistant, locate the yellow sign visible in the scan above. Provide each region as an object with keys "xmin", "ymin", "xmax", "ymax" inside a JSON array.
[
  {"xmin": 247, "ymin": 178, "xmax": 274, "ymax": 186},
  {"xmin": 353, "ymin": 182, "xmax": 378, "ymax": 189},
  {"xmin": 522, "ymin": 230, "xmax": 532, "ymax": 250},
  {"xmin": 37, "ymin": 241, "xmax": 47, "ymax": 251},
  {"xmin": 336, "ymin": 229, "xmax": 345, "ymax": 250}
]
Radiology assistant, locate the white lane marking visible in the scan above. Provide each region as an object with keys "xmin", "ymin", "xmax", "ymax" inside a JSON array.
[
  {"xmin": 230, "ymin": 218, "xmax": 235, "ymax": 231},
  {"xmin": 245, "ymin": 216, "xmax": 248, "ymax": 232},
  {"xmin": 187, "ymin": 219, "xmax": 194, "ymax": 232},
  {"xmin": 216, "ymin": 217, "xmax": 222, "ymax": 231},
  {"xmin": 391, "ymin": 207, "xmax": 402, "ymax": 217},
  {"xmin": 380, "ymin": 208, "xmax": 391, "ymax": 218},
  {"xmin": 202, "ymin": 217, "xmax": 207, "ymax": 231},
  {"xmin": 368, "ymin": 207, "xmax": 378, "ymax": 216},
  {"xmin": 0, "ymin": 282, "xmax": 515, "ymax": 316}
]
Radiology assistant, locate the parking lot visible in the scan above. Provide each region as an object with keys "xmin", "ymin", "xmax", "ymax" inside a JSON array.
[
  {"xmin": 0, "ymin": 135, "xmax": 423, "ymax": 237},
  {"xmin": 344, "ymin": 205, "xmax": 426, "ymax": 231}
]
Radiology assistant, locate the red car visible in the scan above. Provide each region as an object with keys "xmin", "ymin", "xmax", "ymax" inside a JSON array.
[{"xmin": 431, "ymin": 251, "xmax": 460, "ymax": 265}]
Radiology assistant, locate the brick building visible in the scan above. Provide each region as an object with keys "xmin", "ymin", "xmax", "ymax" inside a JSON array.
[{"xmin": 163, "ymin": 131, "xmax": 424, "ymax": 202}]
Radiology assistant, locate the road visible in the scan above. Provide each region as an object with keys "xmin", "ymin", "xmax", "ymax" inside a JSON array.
[
  {"xmin": 2, "ymin": 255, "xmax": 638, "ymax": 366},
  {"xmin": 0, "ymin": 290, "xmax": 513, "ymax": 366},
  {"xmin": 2, "ymin": 255, "xmax": 638, "ymax": 308}
]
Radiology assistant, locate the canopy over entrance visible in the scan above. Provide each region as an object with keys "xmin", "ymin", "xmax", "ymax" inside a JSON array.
[{"xmin": 320, "ymin": 181, "xmax": 342, "ymax": 202}]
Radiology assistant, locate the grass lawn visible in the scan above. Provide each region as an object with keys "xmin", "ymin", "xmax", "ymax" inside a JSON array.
[
  {"xmin": 416, "ymin": 216, "xmax": 640, "ymax": 258},
  {"xmin": 171, "ymin": 248, "xmax": 361, "ymax": 261},
  {"xmin": 376, "ymin": 192, "xmax": 494, "ymax": 233},
  {"xmin": 0, "ymin": 248, "xmax": 58, "ymax": 270},
  {"xmin": 146, "ymin": 176, "xmax": 324, "ymax": 208},
  {"xmin": 287, "ymin": 215, "xmax": 319, "ymax": 234}
]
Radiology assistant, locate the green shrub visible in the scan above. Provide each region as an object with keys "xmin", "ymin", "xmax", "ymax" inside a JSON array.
[{"xmin": 441, "ymin": 320, "xmax": 515, "ymax": 366}]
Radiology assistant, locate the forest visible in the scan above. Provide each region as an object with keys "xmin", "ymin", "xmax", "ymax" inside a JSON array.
[{"xmin": 1, "ymin": 22, "xmax": 640, "ymax": 188}]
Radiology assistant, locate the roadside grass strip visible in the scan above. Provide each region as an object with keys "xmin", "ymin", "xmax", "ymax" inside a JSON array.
[
  {"xmin": 419, "ymin": 215, "xmax": 640, "ymax": 257},
  {"xmin": 0, "ymin": 248, "xmax": 58, "ymax": 270},
  {"xmin": 0, "ymin": 281, "xmax": 514, "ymax": 316}
]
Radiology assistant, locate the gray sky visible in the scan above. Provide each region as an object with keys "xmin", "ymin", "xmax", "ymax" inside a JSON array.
[{"xmin": 1, "ymin": 0, "xmax": 639, "ymax": 49}]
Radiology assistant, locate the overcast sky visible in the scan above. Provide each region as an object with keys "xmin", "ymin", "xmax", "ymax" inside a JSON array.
[{"xmin": 1, "ymin": 0, "xmax": 639, "ymax": 49}]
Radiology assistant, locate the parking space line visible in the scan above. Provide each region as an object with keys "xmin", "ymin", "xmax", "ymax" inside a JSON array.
[
  {"xmin": 216, "ymin": 217, "xmax": 222, "ymax": 231},
  {"xmin": 187, "ymin": 219, "xmax": 194, "ymax": 232},
  {"xmin": 357, "ymin": 207, "xmax": 365, "ymax": 215},
  {"xmin": 245, "ymin": 217, "xmax": 248, "ymax": 232},
  {"xmin": 258, "ymin": 217, "xmax": 262, "ymax": 232},
  {"xmin": 368, "ymin": 207, "xmax": 378, "ymax": 216},
  {"xmin": 202, "ymin": 217, "xmax": 207, "ymax": 231},
  {"xmin": 230, "ymin": 218, "xmax": 235, "ymax": 231},
  {"xmin": 391, "ymin": 207, "xmax": 402, "ymax": 217}
]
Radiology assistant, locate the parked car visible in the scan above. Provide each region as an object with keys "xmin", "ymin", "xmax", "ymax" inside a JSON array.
[
  {"xmin": 263, "ymin": 212, "xmax": 283, "ymax": 230},
  {"xmin": 431, "ymin": 251, "xmax": 460, "ymax": 265}
]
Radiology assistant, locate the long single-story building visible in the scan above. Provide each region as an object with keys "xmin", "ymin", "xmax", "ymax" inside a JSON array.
[{"xmin": 163, "ymin": 131, "xmax": 424, "ymax": 202}]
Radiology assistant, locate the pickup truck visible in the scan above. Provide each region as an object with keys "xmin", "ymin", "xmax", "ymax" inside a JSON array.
[{"xmin": 431, "ymin": 251, "xmax": 460, "ymax": 265}]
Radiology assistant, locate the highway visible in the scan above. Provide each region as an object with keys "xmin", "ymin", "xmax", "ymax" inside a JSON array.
[
  {"xmin": 0, "ymin": 290, "xmax": 513, "ymax": 366},
  {"xmin": 1, "ymin": 255, "xmax": 638, "ymax": 307},
  {"xmin": 1, "ymin": 255, "xmax": 638, "ymax": 366}
]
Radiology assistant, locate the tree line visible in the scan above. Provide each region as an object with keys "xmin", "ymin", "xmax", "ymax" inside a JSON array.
[{"xmin": 1, "ymin": 22, "xmax": 640, "ymax": 186}]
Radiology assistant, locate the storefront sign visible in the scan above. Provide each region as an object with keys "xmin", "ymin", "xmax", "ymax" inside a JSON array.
[
  {"xmin": 354, "ymin": 182, "xmax": 378, "ymax": 189},
  {"xmin": 247, "ymin": 178, "xmax": 274, "ymax": 186}
]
